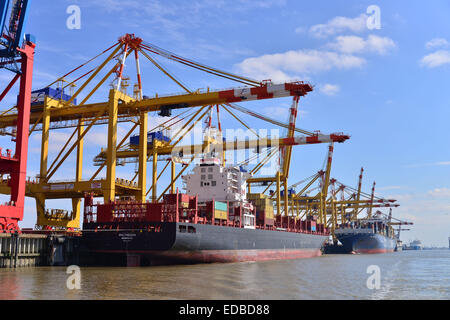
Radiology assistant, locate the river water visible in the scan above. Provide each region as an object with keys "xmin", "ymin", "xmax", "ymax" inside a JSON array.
[{"xmin": 0, "ymin": 250, "xmax": 448, "ymax": 300}]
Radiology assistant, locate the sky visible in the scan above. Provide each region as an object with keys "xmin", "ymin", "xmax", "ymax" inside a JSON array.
[{"xmin": 0, "ymin": 0, "xmax": 449, "ymax": 246}]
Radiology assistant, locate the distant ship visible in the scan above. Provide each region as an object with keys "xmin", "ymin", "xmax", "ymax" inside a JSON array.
[
  {"xmin": 329, "ymin": 211, "xmax": 397, "ymax": 254},
  {"xmin": 395, "ymin": 239, "xmax": 403, "ymax": 252},
  {"xmin": 403, "ymin": 240, "xmax": 423, "ymax": 250}
]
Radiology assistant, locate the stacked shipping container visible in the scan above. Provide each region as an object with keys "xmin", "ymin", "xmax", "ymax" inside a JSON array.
[{"xmin": 248, "ymin": 193, "xmax": 275, "ymax": 227}]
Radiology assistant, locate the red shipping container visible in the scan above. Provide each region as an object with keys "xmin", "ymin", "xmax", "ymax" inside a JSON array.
[
  {"xmin": 97, "ymin": 204, "xmax": 113, "ymax": 223},
  {"xmin": 145, "ymin": 203, "xmax": 163, "ymax": 222}
]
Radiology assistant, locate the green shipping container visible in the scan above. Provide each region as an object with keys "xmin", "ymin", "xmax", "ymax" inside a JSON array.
[{"xmin": 214, "ymin": 201, "xmax": 227, "ymax": 212}]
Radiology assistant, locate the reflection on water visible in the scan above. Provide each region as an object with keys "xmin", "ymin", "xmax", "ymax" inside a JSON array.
[{"xmin": 0, "ymin": 250, "xmax": 449, "ymax": 300}]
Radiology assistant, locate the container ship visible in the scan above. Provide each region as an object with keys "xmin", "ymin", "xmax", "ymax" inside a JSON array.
[
  {"xmin": 395, "ymin": 239, "xmax": 403, "ymax": 252},
  {"xmin": 79, "ymin": 156, "xmax": 329, "ymax": 266},
  {"xmin": 327, "ymin": 211, "xmax": 397, "ymax": 254},
  {"xmin": 403, "ymin": 240, "xmax": 423, "ymax": 250}
]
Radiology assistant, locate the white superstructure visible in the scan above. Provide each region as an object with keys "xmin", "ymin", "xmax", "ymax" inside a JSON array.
[
  {"xmin": 182, "ymin": 156, "xmax": 256, "ymax": 229},
  {"xmin": 182, "ymin": 157, "xmax": 251, "ymax": 203}
]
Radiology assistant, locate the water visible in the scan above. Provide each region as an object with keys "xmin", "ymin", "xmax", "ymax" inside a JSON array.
[{"xmin": 0, "ymin": 250, "xmax": 449, "ymax": 300}]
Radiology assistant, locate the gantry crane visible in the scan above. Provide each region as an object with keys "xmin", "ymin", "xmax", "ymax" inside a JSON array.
[
  {"xmin": 94, "ymin": 126, "xmax": 349, "ymax": 204},
  {"xmin": 286, "ymin": 143, "xmax": 336, "ymax": 227},
  {"xmin": 0, "ymin": 33, "xmax": 349, "ymax": 231},
  {"xmin": 285, "ymin": 165, "xmax": 403, "ymax": 240},
  {"xmin": 246, "ymin": 96, "xmax": 301, "ymax": 217},
  {"xmin": 0, "ymin": 0, "xmax": 34, "ymax": 233},
  {"xmin": 243, "ymin": 92, "xmax": 348, "ymax": 225},
  {"xmin": 326, "ymin": 171, "xmax": 407, "ymax": 241}
]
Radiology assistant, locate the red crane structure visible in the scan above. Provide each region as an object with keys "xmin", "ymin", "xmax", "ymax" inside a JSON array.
[{"xmin": 0, "ymin": 0, "xmax": 34, "ymax": 233}]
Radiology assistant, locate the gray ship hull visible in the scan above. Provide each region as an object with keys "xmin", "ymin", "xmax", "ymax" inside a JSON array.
[{"xmin": 80, "ymin": 222, "xmax": 328, "ymax": 266}]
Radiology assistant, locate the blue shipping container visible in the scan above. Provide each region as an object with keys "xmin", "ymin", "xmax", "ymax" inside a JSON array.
[
  {"xmin": 280, "ymin": 188, "xmax": 296, "ymax": 197},
  {"xmin": 26, "ymin": 87, "xmax": 77, "ymax": 106},
  {"xmin": 130, "ymin": 131, "xmax": 170, "ymax": 146}
]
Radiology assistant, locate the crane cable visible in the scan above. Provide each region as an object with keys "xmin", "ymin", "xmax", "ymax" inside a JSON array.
[
  {"xmin": 225, "ymin": 102, "xmax": 314, "ymax": 136},
  {"xmin": 140, "ymin": 42, "xmax": 260, "ymax": 87},
  {"xmin": 45, "ymin": 42, "xmax": 120, "ymax": 89},
  {"xmin": 138, "ymin": 48, "xmax": 192, "ymax": 94},
  {"xmin": 333, "ymin": 180, "xmax": 393, "ymax": 202},
  {"xmin": 236, "ymin": 146, "xmax": 273, "ymax": 167},
  {"xmin": 221, "ymin": 104, "xmax": 260, "ymax": 139},
  {"xmin": 118, "ymin": 108, "xmax": 197, "ymax": 152},
  {"xmin": 289, "ymin": 173, "xmax": 319, "ymax": 189}
]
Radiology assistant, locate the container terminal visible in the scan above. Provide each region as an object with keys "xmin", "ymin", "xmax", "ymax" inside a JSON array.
[{"xmin": 0, "ymin": 0, "xmax": 412, "ymax": 267}]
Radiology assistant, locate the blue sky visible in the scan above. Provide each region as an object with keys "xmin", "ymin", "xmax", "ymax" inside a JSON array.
[{"xmin": 1, "ymin": 0, "xmax": 449, "ymax": 246}]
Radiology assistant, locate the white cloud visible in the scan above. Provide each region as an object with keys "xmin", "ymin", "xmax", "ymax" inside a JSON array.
[
  {"xmin": 309, "ymin": 14, "xmax": 368, "ymax": 38},
  {"xmin": 365, "ymin": 35, "xmax": 396, "ymax": 55},
  {"xmin": 425, "ymin": 38, "xmax": 449, "ymax": 50},
  {"xmin": 327, "ymin": 35, "xmax": 366, "ymax": 54},
  {"xmin": 405, "ymin": 161, "xmax": 450, "ymax": 168},
  {"xmin": 328, "ymin": 35, "xmax": 396, "ymax": 55},
  {"xmin": 237, "ymin": 0, "xmax": 286, "ymax": 9},
  {"xmin": 420, "ymin": 50, "xmax": 450, "ymax": 68},
  {"xmin": 320, "ymin": 84, "xmax": 340, "ymax": 96},
  {"xmin": 81, "ymin": 0, "xmax": 286, "ymax": 42},
  {"xmin": 32, "ymin": 70, "xmax": 59, "ymax": 88},
  {"xmin": 263, "ymin": 106, "xmax": 287, "ymax": 118},
  {"xmin": 84, "ymin": 0, "xmax": 285, "ymax": 13},
  {"xmin": 47, "ymin": 132, "xmax": 73, "ymax": 152},
  {"xmin": 427, "ymin": 188, "xmax": 450, "ymax": 198},
  {"xmin": 235, "ymin": 50, "xmax": 365, "ymax": 82},
  {"xmin": 294, "ymin": 27, "xmax": 305, "ymax": 34},
  {"xmin": 85, "ymin": 132, "xmax": 108, "ymax": 146}
]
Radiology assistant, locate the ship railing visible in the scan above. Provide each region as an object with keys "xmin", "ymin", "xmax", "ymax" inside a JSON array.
[{"xmin": 83, "ymin": 201, "xmax": 330, "ymax": 235}]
